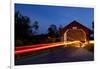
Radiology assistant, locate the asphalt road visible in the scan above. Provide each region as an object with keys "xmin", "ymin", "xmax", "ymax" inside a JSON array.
[
  {"xmin": 15, "ymin": 41, "xmax": 82, "ymax": 54},
  {"xmin": 15, "ymin": 47, "xmax": 94, "ymax": 65}
]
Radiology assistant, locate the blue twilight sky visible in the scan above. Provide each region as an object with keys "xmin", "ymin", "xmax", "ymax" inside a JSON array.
[{"xmin": 15, "ymin": 4, "xmax": 94, "ymax": 34}]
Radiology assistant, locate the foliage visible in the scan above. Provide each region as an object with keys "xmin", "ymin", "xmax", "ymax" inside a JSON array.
[
  {"xmin": 47, "ymin": 24, "xmax": 60, "ymax": 42},
  {"xmin": 15, "ymin": 11, "xmax": 32, "ymax": 40},
  {"xmin": 48, "ymin": 24, "xmax": 59, "ymax": 37},
  {"xmin": 32, "ymin": 21, "xmax": 39, "ymax": 34}
]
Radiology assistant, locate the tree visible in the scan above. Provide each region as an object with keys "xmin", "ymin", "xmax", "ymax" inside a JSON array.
[
  {"xmin": 48, "ymin": 24, "xmax": 59, "ymax": 39},
  {"xmin": 58, "ymin": 25, "xmax": 63, "ymax": 33},
  {"xmin": 92, "ymin": 21, "xmax": 94, "ymax": 39},
  {"xmin": 89, "ymin": 21, "xmax": 94, "ymax": 40},
  {"xmin": 32, "ymin": 21, "xmax": 39, "ymax": 34},
  {"xmin": 59, "ymin": 25, "xmax": 63, "ymax": 30},
  {"xmin": 92, "ymin": 21, "xmax": 94, "ymax": 30},
  {"xmin": 15, "ymin": 11, "xmax": 32, "ymax": 40}
]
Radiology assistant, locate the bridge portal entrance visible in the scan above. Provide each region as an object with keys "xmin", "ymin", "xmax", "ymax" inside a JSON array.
[{"xmin": 64, "ymin": 27, "xmax": 87, "ymax": 47}]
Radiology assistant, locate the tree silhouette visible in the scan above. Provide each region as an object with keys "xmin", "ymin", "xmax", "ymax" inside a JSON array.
[
  {"xmin": 32, "ymin": 21, "xmax": 39, "ymax": 34},
  {"xmin": 92, "ymin": 21, "xmax": 94, "ymax": 39},
  {"xmin": 89, "ymin": 21, "xmax": 94, "ymax": 40},
  {"xmin": 58, "ymin": 25, "xmax": 63, "ymax": 31},
  {"xmin": 15, "ymin": 11, "xmax": 32, "ymax": 40},
  {"xmin": 92, "ymin": 21, "xmax": 94, "ymax": 30},
  {"xmin": 48, "ymin": 24, "xmax": 58, "ymax": 38}
]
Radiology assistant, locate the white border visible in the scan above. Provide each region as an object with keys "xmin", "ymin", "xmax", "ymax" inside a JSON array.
[
  {"xmin": 15, "ymin": 0, "xmax": 95, "ymax": 8},
  {"xmin": 11, "ymin": 0, "xmax": 96, "ymax": 69},
  {"xmin": 11, "ymin": 0, "xmax": 14, "ymax": 69},
  {"xmin": 0, "ymin": 0, "xmax": 10, "ymax": 69}
]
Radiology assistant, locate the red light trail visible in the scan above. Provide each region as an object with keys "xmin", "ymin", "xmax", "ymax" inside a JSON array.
[
  {"xmin": 15, "ymin": 42, "xmax": 64, "ymax": 54},
  {"xmin": 15, "ymin": 41, "xmax": 94, "ymax": 55}
]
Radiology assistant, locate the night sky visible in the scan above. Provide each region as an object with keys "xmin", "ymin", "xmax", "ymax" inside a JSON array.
[{"xmin": 15, "ymin": 4, "xmax": 94, "ymax": 34}]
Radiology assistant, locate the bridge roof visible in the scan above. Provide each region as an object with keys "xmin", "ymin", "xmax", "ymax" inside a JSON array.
[{"xmin": 60, "ymin": 20, "xmax": 93, "ymax": 35}]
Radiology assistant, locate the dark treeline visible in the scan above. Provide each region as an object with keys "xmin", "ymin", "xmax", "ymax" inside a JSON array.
[
  {"xmin": 15, "ymin": 11, "xmax": 32, "ymax": 40},
  {"xmin": 15, "ymin": 11, "xmax": 61, "ymax": 46},
  {"xmin": 15, "ymin": 11, "xmax": 32, "ymax": 46},
  {"xmin": 89, "ymin": 21, "xmax": 94, "ymax": 40}
]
